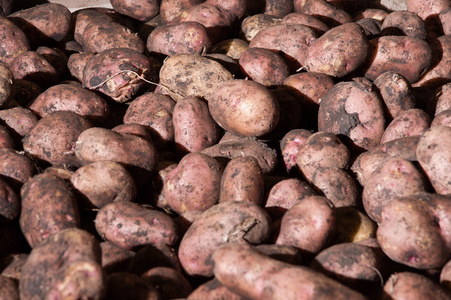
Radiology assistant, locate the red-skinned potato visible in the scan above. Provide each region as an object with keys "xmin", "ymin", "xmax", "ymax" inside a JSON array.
[
  {"xmin": 187, "ymin": 278, "xmax": 246, "ymax": 300},
  {"xmin": 380, "ymin": 11, "xmax": 427, "ymax": 39},
  {"xmin": 281, "ymin": 12, "xmax": 330, "ymax": 35},
  {"xmin": 439, "ymin": 8, "xmax": 451, "ymax": 35},
  {"xmin": 432, "ymin": 110, "xmax": 451, "ymax": 127},
  {"xmin": 406, "ymin": 0, "xmax": 451, "ymax": 22},
  {"xmin": 95, "ymin": 201, "xmax": 178, "ymax": 251},
  {"xmin": 0, "ymin": 16, "xmax": 29, "ymax": 67},
  {"xmin": 208, "ymin": 79, "xmax": 280, "ymax": 137},
  {"xmin": 206, "ymin": 0, "xmax": 249, "ymax": 23},
  {"xmin": 297, "ymin": 0, "xmax": 353, "ymax": 27},
  {"xmin": 159, "ymin": 0, "xmax": 202, "ymax": 24},
  {"xmin": 380, "ymin": 109, "xmax": 431, "ymax": 144},
  {"xmin": 0, "ymin": 148, "xmax": 35, "ymax": 191},
  {"xmin": 240, "ymin": 13, "xmax": 281, "ymax": 43},
  {"xmin": 110, "ymin": 0, "xmax": 159, "ymax": 22},
  {"xmin": 0, "ymin": 107, "xmax": 38, "ymax": 140},
  {"xmin": 377, "ymin": 135, "xmax": 421, "ymax": 162},
  {"xmin": 100, "ymin": 241, "xmax": 135, "ymax": 274},
  {"xmin": 0, "ymin": 275, "xmax": 19, "ymax": 299},
  {"xmin": 0, "ymin": 125, "xmax": 13, "ymax": 149},
  {"xmin": 280, "ymin": 129, "xmax": 314, "ymax": 173},
  {"xmin": 0, "ymin": 178, "xmax": 19, "ymax": 223},
  {"xmin": 67, "ymin": 52, "xmax": 95, "ymax": 83}
]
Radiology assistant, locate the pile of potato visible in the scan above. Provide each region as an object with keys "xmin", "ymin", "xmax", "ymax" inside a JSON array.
[{"xmin": 1, "ymin": 0, "xmax": 451, "ymax": 298}]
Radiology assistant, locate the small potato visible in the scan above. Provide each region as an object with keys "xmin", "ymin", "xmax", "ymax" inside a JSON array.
[
  {"xmin": 178, "ymin": 200, "xmax": 272, "ymax": 277},
  {"xmin": 110, "ymin": 0, "xmax": 159, "ymax": 22},
  {"xmin": 351, "ymin": 149, "xmax": 390, "ymax": 187},
  {"xmin": 83, "ymin": 48, "xmax": 153, "ymax": 103},
  {"xmin": 219, "ymin": 156, "xmax": 264, "ymax": 205},
  {"xmin": 201, "ymin": 138, "xmax": 278, "ymax": 174},
  {"xmin": 8, "ymin": 3, "xmax": 71, "ymax": 48},
  {"xmin": 295, "ymin": 131, "xmax": 351, "ymax": 183},
  {"xmin": 29, "ymin": 83, "xmax": 110, "ymax": 124},
  {"xmin": 318, "ymin": 81, "xmax": 386, "ymax": 151},
  {"xmin": 172, "ymin": 95, "xmax": 221, "ymax": 154},
  {"xmin": 304, "ymin": 22, "xmax": 370, "ymax": 78},
  {"xmin": 211, "ymin": 243, "xmax": 367, "ymax": 300},
  {"xmin": 0, "ymin": 16, "xmax": 29, "ymax": 67},
  {"xmin": 70, "ymin": 161, "xmax": 136, "ymax": 209},
  {"xmin": 380, "ymin": 108, "xmax": 431, "ymax": 144},
  {"xmin": 333, "ymin": 206, "xmax": 377, "ymax": 244},
  {"xmin": 19, "ymin": 173, "xmax": 80, "ymax": 248},
  {"xmin": 0, "ymin": 107, "xmax": 38, "ymax": 142},
  {"xmin": 123, "ymin": 92, "xmax": 176, "ymax": 150},
  {"xmin": 9, "ymin": 51, "xmax": 58, "ymax": 88},
  {"xmin": 353, "ymin": 8, "xmax": 389, "ymax": 22},
  {"xmin": 380, "ymin": 11, "xmax": 427, "ymax": 39},
  {"xmin": 416, "ymin": 125, "xmax": 451, "ymax": 195},
  {"xmin": 373, "ymin": 71, "xmax": 415, "ymax": 120},
  {"xmin": 240, "ymin": 13, "xmax": 281, "ymax": 43},
  {"xmin": 249, "ymin": 24, "xmax": 317, "ymax": 71},
  {"xmin": 238, "ymin": 47, "xmax": 290, "ymax": 86},
  {"xmin": 208, "ymin": 79, "xmax": 280, "ymax": 137},
  {"xmin": 441, "ymin": 259, "xmax": 451, "ymax": 293},
  {"xmin": 36, "ymin": 46, "xmax": 68, "ymax": 79},
  {"xmin": 111, "ymin": 123, "xmax": 154, "ymax": 144},
  {"xmin": 265, "ymin": 178, "xmax": 316, "ymax": 220},
  {"xmin": 23, "ymin": 111, "xmax": 93, "ymax": 167},
  {"xmin": 0, "ymin": 148, "xmax": 35, "ymax": 191},
  {"xmin": 142, "ymin": 267, "xmax": 192, "ymax": 299},
  {"xmin": 211, "ymin": 38, "xmax": 249, "ymax": 60},
  {"xmin": 95, "ymin": 201, "xmax": 178, "ymax": 250},
  {"xmin": 384, "ymin": 271, "xmax": 451, "ymax": 300},
  {"xmin": 281, "ymin": 12, "xmax": 330, "ymax": 35},
  {"xmin": 147, "ymin": 22, "xmax": 211, "ymax": 56},
  {"xmin": 67, "ymin": 52, "xmax": 95, "ymax": 83},
  {"xmin": 159, "ymin": 53, "xmax": 234, "ymax": 101},
  {"xmin": 362, "ymin": 157, "xmax": 427, "ymax": 223},
  {"xmin": 298, "ymin": 0, "xmax": 353, "ymax": 27},
  {"xmin": 163, "ymin": 152, "xmax": 223, "ymax": 215},
  {"xmin": 276, "ymin": 195, "xmax": 336, "ymax": 256},
  {"xmin": 280, "ymin": 129, "xmax": 313, "ymax": 173},
  {"xmin": 363, "ymin": 35, "xmax": 433, "ymax": 83}
]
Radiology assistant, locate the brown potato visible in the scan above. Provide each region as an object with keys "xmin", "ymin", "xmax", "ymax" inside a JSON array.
[
  {"xmin": 208, "ymin": 79, "xmax": 280, "ymax": 137},
  {"xmin": 160, "ymin": 0, "xmax": 202, "ymax": 24},
  {"xmin": 240, "ymin": 13, "xmax": 281, "ymax": 43},
  {"xmin": 9, "ymin": 51, "xmax": 58, "ymax": 88},
  {"xmin": 172, "ymin": 95, "xmax": 221, "ymax": 154},
  {"xmin": 380, "ymin": 108, "xmax": 431, "ymax": 144},
  {"xmin": 333, "ymin": 206, "xmax": 377, "ymax": 244},
  {"xmin": 95, "ymin": 201, "xmax": 178, "ymax": 250},
  {"xmin": 0, "ymin": 178, "xmax": 19, "ymax": 223},
  {"xmin": 0, "ymin": 16, "xmax": 29, "ymax": 67},
  {"xmin": 0, "ymin": 275, "xmax": 19, "ymax": 300},
  {"xmin": 19, "ymin": 173, "xmax": 80, "ymax": 248},
  {"xmin": 353, "ymin": 8, "xmax": 389, "ymax": 22},
  {"xmin": 211, "ymin": 38, "xmax": 249, "ymax": 60},
  {"xmin": 416, "ymin": 125, "xmax": 451, "ymax": 195},
  {"xmin": 163, "ymin": 152, "xmax": 223, "ymax": 215},
  {"xmin": 0, "ymin": 107, "xmax": 38, "ymax": 140},
  {"xmin": 0, "ymin": 148, "xmax": 35, "ymax": 191},
  {"xmin": 178, "ymin": 200, "xmax": 272, "ymax": 277},
  {"xmin": 67, "ymin": 52, "xmax": 95, "ymax": 83},
  {"xmin": 304, "ymin": 22, "xmax": 370, "ymax": 78}
]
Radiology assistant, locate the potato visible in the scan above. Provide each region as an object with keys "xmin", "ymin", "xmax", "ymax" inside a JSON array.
[
  {"xmin": 310, "ymin": 242, "xmax": 383, "ymax": 292},
  {"xmin": 0, "ymin": 125, "xmax": 13, "ymax": 149},
  {"xmin": 297, "ymin": 0, "xmax": 353, "ymax": 27},
  {"xmin": 67, "ymin": 52, "xmax": 95, "ymax": 83},
  {"xmin": 211, "ymin": 38, "xmax": 249, "ymax": 60},
  {"xmin": 240, "ymin": 13, "xmax": 281, "ymax": 43},
  {"xmin": 362, "ymin": 157, "xmax": 428, "ymax": 223},
  {"xmin": 416, "ymin": 125, "xmax": 451, "ymax": 195},
  {"xmin": 380, "ymin": 109, "xmax": 431, "ymax": 144},
  {"xmin": 148, "ymin": 161, "xmax": 177, "ymax": 211},
  {"xmin": 0, "ymin": 16, "xmax": 29, "ymax": 67},
  {"xmin": 95, "ymin": 202, "xmax": 178, "ymax": 251},
  {"xmin": 111, "ymin": 123, "xmax": 154, "ymax": 144},
  {"xmin": 439, "ymin": 8, "xmax": 451, "ymax": 35},
  {"xmin": 147, "ymin": 22, "xmax": 211, "ymax": 57},
  {"xmin": 110, "ymin": 0, "xmax": 159, "ymax": 22},
  {"xmin": 211, "ymin": 243, "xmax": 367, "ymax": 300},
  {"xmin": 353, "ymin": 8, "xmax": 389, "ymax": 22},
  {"xmin": 432, "ymin": 110, "xmax": 451, "ymax": 127},
  {"xmin": 384, "ymin": 271, "xmax": 451, "ymax": 300},
  {"xmin": 159, "ymin": 0, "xmax": 202, "ymax": 24},
  {"xmin": 377, "ymin": 135, "xmax": 421, "ymax": 162},
  {"xmin": 441, "ymin": 259, "xmax": 451, "ymax": 293},
  {"xmin": 413, "ymin": 35, "xmax": 451, "ymax": 89},
  {"xmin": 280, "ymin": 129, "xmax": 313, "ymax": 173},
  {"xmin": 0, "ymin": 275, "xmax": 18, "ymax": 300},
  {"xmin": 406, "ymin": 0, "xmax": 451, "ymax": 22},
  {"xmin": 104, "ymin": 272, "xmax": 161, "ymax": 300},
  {"xmin": 318, "ymin": 80, "xmax": 386, "ymax": 151},
  {"xmin": 373, "ymin": 71, "xmax": 415, "ymax": 120},
  {"xmin": 23, "ymin": 111, "xmax": 92, "ymax": 167},
  {"xmin": 311, "ymin": 167, "xmax": 360, "ymax": 208},
  {"xmin": 172, "ymin": 95, "xmax": 221, "ymax": 154},
  {"xmin": 29, "ymin": 83, "xmax": 110, "ymax": 124},
  {"xmin": 295, "ymin": 131, "xmax": 351, "ymax": 183},
  {"xmin": 36, "ymin": 46, "xmax": 68, "ymax": 79},
  {"xmin": 281, "ymin": 12, "xmax": 330, "ymax": 35},
  {"xmin": 19, "ymin": 228, "xmax": 104, "ymax": 300},
  {"xmin": 380, "ymin": 11, "xmax": 427, "ymax": 39},
  {"xmin": 201, "ymin": 138, "xmax": 279, "ymax": 174},
  {"xmin": 249, "ymin": 24, "xmax": 317, "ymax": 71},
  {"xmin": 208, "ymin": 79, "xmax": 279, "ymax": 137},
  {"xmin": 123, "ymin": 92, "xmax": 175, "ymax": 150},
  {"xmin": 265, "ymin": 178, "xmax": 316, "ymax": 220},
  {"xmin": 9, "ymin": 51, "xmax": 58, "ymax": 88},
  {"xmin": 159, "ymin": 53, "xmax": 234, "ymax": 101},
  {"xmin": 355, "ymin": 17, "xmax": 382, "ymax": 39},
  {"xmin": 363, "ymin": 35, "xmax": 433, "ymax": 83},
  {"xmin": 178, "ymin": 200, "xmax": 271, "ymax": 276},
  {"xmin": 74, "ymin": 127, "xmax": 159, "ymax": 182},
  {"xmin": 100, "ymin": 241, "xmax": 135, "ymax": 274},
  {"xmin": 83, "ymin": 48, "xmax": 153, "ymax": 103},
  {"xmin": 238, "ymin": 47, "xmax": 290, "ymax": 86},
  {"xmin": 0, "ymin": 178, "xmax": 19, "ymax": 223},
  {"xmin": 19, "ymin": 173, "xmax": 80, "ymax": 248},
  {"xmin": 205, "ymin": 0, "xmax": 248, "ymax": 23},
  {"xmin": 275, "ymin": 195, "xmax": 336, "ymax": 256},
  {"xmin": 70, "ymin": 161, "xmax": 136, "ymax": 209},
  {"xmin": 188, "ymin": 278, "xmax": 247, "ymax": 300},
  {"xmin": 163, "ymin": 152, "xmax": 223, "ymax": 215},
  {"xmin": 0, "ymin": 148, "xmax": 35, "ymax": 191},
  {"xmin": 142, "ymin": 266, "xmax": 192, "ymax": 299},
  {"xmin": 0, "ymin": 107, "xmax": 38, "ymax": 140},
  {"xmin": 304, "ymin": 22, "xmax": 369, "ymax": 78},
  {"xmin": 435, "ymin": 83, "xmax": 451, "ymax": 115},
  {"xmin": 333, "ymin": 206, "xmax": 377, "ymax": 244},
  {"xmin": 247, "ymin": 0, "xmax": 293, "ymax": 18},
  {"xmin": 219, "ymin": 156, "xmax": 264, "ymax": 205},
  {"xmin": 377, "ymin": 192, "xmax": 451, "ymax": 269},
  {"xmin": 8, "ymin": 3, "xmax": 71, "ymax": 48}
]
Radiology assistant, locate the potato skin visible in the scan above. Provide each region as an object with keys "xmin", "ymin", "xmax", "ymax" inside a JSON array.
[
  {"xmin": 178, "ymin": 201, "xmax": 272, "ymax": 277},
  {"xmin": 416, "ymin": 125, "xmax": 451, "ymax": 195},
  {"xmin": 0, "ymin": 148, "xmax": 35, "ymax": 191},
  {"xmin": 0, "ymin": 16, "xmax": 29, "ymax": 67},
  {"xmin": 334, "ymin": 206, "xmax": 377, "ymax": 244},
  {"xmin": 281, "ymin": 12, "xmax": 330, "ymax": 35},
  {"xmin": 19, "ymin": 173, "xmax": 80, "ymax": 248},
  {"xmin": 0, "ymin": 107, "xmax": 38, "ymax": 140},
  {"xmin": 147, "ymin": 22, "xmax": 211, "ymax": 56},
  {"xmin": 23, "ymin": 111, "xmax": 93, "ymax": 167},
  {"xmin": 240, "ymin": 13, "xmax": 281, "ymax": 43},
  {"xmin": 380, "ymin": 11, "xmax": 427, "ymax": 39},
  {"xmin": 172, "ymin": 95, "xmax": 221, "ymax": 154},
  {"xmin": 208, "ymin": 79, "xmax": 280, "ymax": 137},
  {"xmin": 380, "ymin": 109, "xmax": 431, "ymax": 144},
  {"xmin": 298, "ymin": 0, "xmax": 352, "ymax": 27},
  {"xmin": 304, "ymin": 22, "xmax": 369, "ymax": 78},
  {"xmin": 280, "ymin": 129, "xmax": 314, "ymax": 172},
  {"xmin": 211, "ymin": 243, "xmax": 367, "ymax": 300},
  {"xmin": 95, "ymin": 202, "xmax": 178, "ymax": 251},
  {"xmin": 110, "ymin": 0, "xmax": 159, "ymax": 22}
]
